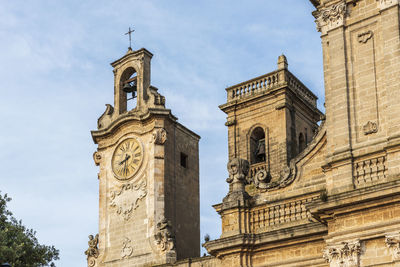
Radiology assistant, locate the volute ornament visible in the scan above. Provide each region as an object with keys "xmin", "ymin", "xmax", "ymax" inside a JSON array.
[
  {"xmin": 153, "ymin": 128, "xmax": 167, "ymax": 145},
  {"xmin": 110, "ymin": 179, "xmax": 147, "ymax": 220},
  {"xmin": 363, "ymin": 121, "xmax": 378, "ymax": 135},
  {"xmin": 253, "ymin": 169, "xmax": 271, "ymax": 189},
  {"xmin": 154, "ymin": 218, "xmax": 176, "ymax": 253},
  {"xmin": 93, "ymin": 152, "xmax": 101, "ymax": 166}
]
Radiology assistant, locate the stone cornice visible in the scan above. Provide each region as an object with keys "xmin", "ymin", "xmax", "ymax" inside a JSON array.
[
  {"xmin": 91, "ymin": 108, "xmax": 177, "ymax": 144},
  {"xmin": 110, "ymin": 48, "xmax": 153, "ymax": 68},
  {"xmin": 307, "ymin": 179, "xmax": 400, "ymax": 222},
  {"xmin": 203, "ymin": 222, "xmax": 326, "ymax": 258}
]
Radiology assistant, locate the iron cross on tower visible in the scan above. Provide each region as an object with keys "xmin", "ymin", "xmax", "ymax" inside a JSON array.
[{"xmin": 125, "ymin": 27, "xmax": 135, "ymax": 50}]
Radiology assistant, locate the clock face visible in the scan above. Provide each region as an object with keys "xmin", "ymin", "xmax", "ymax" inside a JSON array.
[{"xmin": 112, "ymin": 138, "xmax": 143, "ymax": 180}]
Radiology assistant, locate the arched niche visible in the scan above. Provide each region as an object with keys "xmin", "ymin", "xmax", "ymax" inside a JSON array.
[
  {"xmin": 250, "ymin": 127, "xmax": 266, "ymax": 164},
  {"xmin": 119, "ymin": 67, "xmax": 138, "ymax": 113}
]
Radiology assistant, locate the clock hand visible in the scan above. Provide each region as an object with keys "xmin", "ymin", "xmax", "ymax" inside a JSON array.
[{"xmin": 119, "ymin": 154, "xmax": 131, "ymax": 165}]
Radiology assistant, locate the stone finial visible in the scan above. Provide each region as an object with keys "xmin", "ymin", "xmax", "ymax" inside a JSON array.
[
  {"xmin": 226, "ymin": 158, "xmax": 250, "ymax": 192},
  {"xmin": 277, "ymin": 54, "xmax": 288, "ymax": 70}
]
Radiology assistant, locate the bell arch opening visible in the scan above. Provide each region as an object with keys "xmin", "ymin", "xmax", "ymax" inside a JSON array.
[
  {"xmin": 299, "ymin": 132, "xmax": 305, "ymax": 153},
  {"xmin": 119, "ymin": 67, "xmax": 138, "ymax": 112},
  {"xmin": 250, "ymin": 127, "xmax": 266, "ymax": 164}
]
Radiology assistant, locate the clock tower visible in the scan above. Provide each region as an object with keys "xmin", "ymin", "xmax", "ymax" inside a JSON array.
[{"xmin": 89, "ymin": 47, "xmax": 200, "ymax": 267}]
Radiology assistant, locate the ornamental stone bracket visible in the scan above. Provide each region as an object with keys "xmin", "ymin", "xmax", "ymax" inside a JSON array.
[
  {"xmin": 152, "ymin": 128, "xmax": 167, "ymax": 145},
  {"xmin": 323, "ymin": 240, "xmax": 361, "ymax": 267},
  {"xmin": 85, "ymin": 234, "xmax": 99, "ymax": 267},
  {"xmin": 154, "ymin": 218, "xmax": 176, "ymax": 255},
  {"xmin": 377, "ymin": 0, "xmax": 399, "ymax": 10},
  {"xmin": 385, "ymin": 233, "xmax": 400, "ymax": 261},
  {"xmin": 93, "ymin": 151, "xmax": 102, "ymax": 166},
  {"xmin": 109, "ymin": 179, "xmax": 147, "ymax": 221},
  {"xmin": 358, "ymin": 31, "xmax": 373, "ymax": 44},
  {"xmin": 313, "ymin": 1, "xmax": 347, "ymax": 35}
]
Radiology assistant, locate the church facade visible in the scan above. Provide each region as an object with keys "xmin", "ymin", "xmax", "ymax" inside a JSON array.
[{"xmin": 87, "ymin": 0, "xmax": 400, "ymax": 266}]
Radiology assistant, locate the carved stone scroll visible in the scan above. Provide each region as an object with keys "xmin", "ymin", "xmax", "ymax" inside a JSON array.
[
  {"xmin": 358, "ymin": 31, "xmax": 373, "ymax": 44},
  {"xmin": 314, "ymin": 1, "xmax": 347, "ymax": 35},
  {"xmin": 121, "ymin": 237, "xmax": 133, "ymax": 259},
  {"xmin": 323, "ymin": 240, "xmax": 361, "ymax": 267},
  {"xmin": 152, "ymin": 128, "xmax": 167, "ymax": 145},
  {"xmin": 154, "ymin": 218, "xmax": 176, "ymax": 253},
  {"xmin": 385, "ymin": 233, "xmax": 400, "ymax": 260},
  {"xmin": 93, "ymin": 152, "xmax": 101, "ymax": 166},
  {"xmin": 253, "ymin": 169, "xmax": 271, "ymax": 189},
  {"xmin": 85, "ymin": 234, "xmax": 99, "ymax": 267},
  {"xmin": 109, "ymin": 179, "xmax": 147, "ymax": 220},
  {"xmin": 363, "ymin": 121, "xmax": 378, "ymax": 135}
]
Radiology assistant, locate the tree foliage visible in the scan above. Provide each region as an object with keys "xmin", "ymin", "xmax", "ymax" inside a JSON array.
[{"xmin": 0, "ymin": 193, "xmax": 59, "ymax": 267}]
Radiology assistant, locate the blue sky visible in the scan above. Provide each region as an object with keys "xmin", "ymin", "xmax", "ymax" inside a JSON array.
[{"xmin": 0, "ymin": 1, "xmax": 323, "ymax": 266}]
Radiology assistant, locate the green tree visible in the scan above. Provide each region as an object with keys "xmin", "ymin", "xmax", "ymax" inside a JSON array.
[{"xmin": 0, "ymin": 193, "xmax": 59, "ymax": 267}]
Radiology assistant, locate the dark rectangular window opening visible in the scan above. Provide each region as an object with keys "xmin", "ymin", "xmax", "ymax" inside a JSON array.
[{"xmin": 180, "ymin": 152, "xmax": 188, "ymax": 168}]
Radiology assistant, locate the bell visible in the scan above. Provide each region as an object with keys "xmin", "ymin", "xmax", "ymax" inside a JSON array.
[
  {"xmin": 122, "ymin": 82, "xmax": 137, "ymax": 99},
  {"xmin": 123, "ymin": 82, "xmax": 134, "ymax": 93},
  {"xmin": 256, "ymin": 139, "xmax": 266, "ymax": 161}
]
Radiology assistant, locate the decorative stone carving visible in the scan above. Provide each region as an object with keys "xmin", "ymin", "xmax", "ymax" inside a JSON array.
[
  {"xmin": 323, "ymin": 240, "xmax": 361, "ymax": 267},
  {"xmin": 314, "ymin": 1, "xmax": 347, "ymax": 34},
  {"xmin": 253, "ymin": 169, "xmax": 271, "ymax": 189},
  {"xmin": 121, "ymin": 237, "xmax": 133, "ymax": 259},
  {"xmin": 97, "ymin": 104, "xmax": 114, "ymax": 130},
  {"xmin": 377, "ymin": 0, "xmax": 399, "ymax": 10},
  {"xmin": 358, "ymin": 31, "xmax": 373, "ymax": 43},
  {"xmin": 85, "ymin": 234, "xmax": 99, "ymax": 267},
  {"xmin": 225, "ymin": 119, "xmax": 236, "ymax": 126},
  {"xmin": 154, "ymin": 218, "xmax": 176, "ymax": 252},
  {"xmin": 110, "ymin": 179, "xmax": 147, "ymax": 220},
  {"xmin": 226, "ymin": 158, "xmax": 250, "ymax": 191},
  {"xmin": 93, "ymin": 152, "xmax": 101, "ymax": 166},
  {"xmin": 153, "ymin": 128, "xmax": 167, "ymax": 145},
  {"xmin": 363, "ymin": 121, "xmax": 378, "ymax": 135},
  {"xmin": 385, "ymin": 233, "xmax": 400, "ymax": 260}
]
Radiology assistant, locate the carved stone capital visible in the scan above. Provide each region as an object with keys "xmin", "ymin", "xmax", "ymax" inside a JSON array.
[
  {"xmin": 226, "ymin": 158, "xmax": 249, "ymax": 192},
  {"xmin": 323, "ymin": 240, "xmax": 361, "ymax": 267},
  {"xmin": 314, "ymin": 1, "xmax": 347, "ymax": 35},
  {"xmin": 377, "ymin": 0, "xmax": 399, "ymax": 10},
  {"xmin": 85, "ymin": 234, "xmax": 99, "ymax": 267},
  {"xmin": 153, "ymin": 128, "xmax": 167, "ymax": 145},
  {"xmin": 385, "ymin": 233, "xmax": 400, "ymax": 260},
  {"xmin": 154, "ymin": 218, "xmax": 176, "ymax": 253},
  {"xmin": 109, "ymin": 179, "xmax": 147, "ymax": 220}
]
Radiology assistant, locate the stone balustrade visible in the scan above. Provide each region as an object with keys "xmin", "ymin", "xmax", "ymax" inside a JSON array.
[
  {"xmin": 225, "ymin": 69, "xmax": 317, "ymax": 108},
  {"xmin": 249, "ymin": 196, "xmax": 318, "ymax": 232}
]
